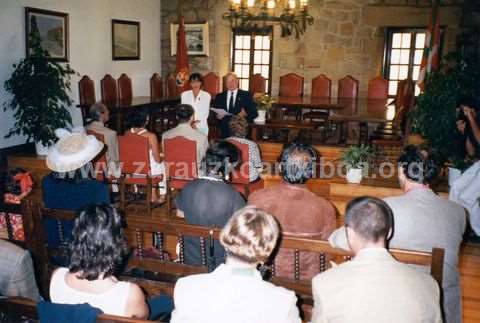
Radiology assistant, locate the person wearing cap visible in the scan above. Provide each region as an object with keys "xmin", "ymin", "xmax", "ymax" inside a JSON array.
[
  {"xmin": 312, "ymin": 197, "xmax": 442, "ymax": 323},
  {"xmin": 42, "ymin": 129, "xmax": 110, "ymax": 247}
]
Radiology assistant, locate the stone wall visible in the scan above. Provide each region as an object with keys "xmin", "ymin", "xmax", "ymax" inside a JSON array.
[{"xmin": 161, "ymin": 0, "xmax": 462, "ymax": 96}]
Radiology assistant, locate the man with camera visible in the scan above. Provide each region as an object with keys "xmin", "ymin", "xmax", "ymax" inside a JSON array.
[{"xmin": 456, "ymin": 98, "xmax": 480, "ymax": 158}]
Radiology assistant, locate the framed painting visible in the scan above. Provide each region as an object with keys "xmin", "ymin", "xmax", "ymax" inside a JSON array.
[
  {"xmin": 25, "ymin": 7, "xmax": 69, "ymax": 62},
  {"xmin": 112, "ymin": 19, "xmax": 140, "ymax": 60},
  {"xmin": 170, "ymin": 22, "xmax": 209, "ymax": 56}
]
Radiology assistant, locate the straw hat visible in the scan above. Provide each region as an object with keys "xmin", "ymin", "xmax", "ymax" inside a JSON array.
[{"xmin": 46, "ymin": 129, "xmax": 104, "ymax": 173}]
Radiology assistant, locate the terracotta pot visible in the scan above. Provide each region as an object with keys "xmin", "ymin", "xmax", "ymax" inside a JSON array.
[{"xmin": 406, "ymin": 134, "xmax": 425, "ymax": 146}]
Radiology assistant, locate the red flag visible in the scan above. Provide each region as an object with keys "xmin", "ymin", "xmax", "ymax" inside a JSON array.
[
  {"xmin": 417, "ymin": 3, "xmax": 440, "ymax": 91},
  {"xmin": 175, "ymin": 15, "xmax": 190, "ymax": 93}
]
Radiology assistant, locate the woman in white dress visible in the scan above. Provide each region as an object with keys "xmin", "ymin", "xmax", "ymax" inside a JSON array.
[{"xmin": 181, "ymin": 73, "xmax": 211, "ymax": 136}]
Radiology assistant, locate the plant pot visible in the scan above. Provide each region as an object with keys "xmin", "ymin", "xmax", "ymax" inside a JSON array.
[
  {"xmin": 346, "ymin": 168, "xmax": 363, "ymax": 184},
  {"xmin": 255, "ymin": 110, "xmax": 266, "ymax": 124},
  {"xmin": 35, "ymin": 141, "xmax": 49, "ymax": 156},
  {"xmin": 448, "ymin": 167, "xmax": 462, "ymax": 186}
]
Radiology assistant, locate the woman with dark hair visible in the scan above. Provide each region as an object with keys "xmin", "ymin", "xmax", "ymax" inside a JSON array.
[
  {"xmin": 181, "ymin": 73, "xmax": 211, "ymax": 136},
  {"xmin": 175, "ymin": 141, "xmax": 246, "ymax": 266},
  {"xmin": 49, "ymin": 204, "xmax": 172, "ymax": 319},
  {"xmin": 126, "ymin": 112, "xmax": 166, "ymax": 203}
]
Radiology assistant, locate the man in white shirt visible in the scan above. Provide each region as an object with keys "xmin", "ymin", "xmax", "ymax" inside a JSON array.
[
  {"xmin": 162, "ymin": 104, "xmax": 209, "ymax": 166},
  {"xmin": 313, "ymin": 196, "xmax": 442, "ymax": 323}
]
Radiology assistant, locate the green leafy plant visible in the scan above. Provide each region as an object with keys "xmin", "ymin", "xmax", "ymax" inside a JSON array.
[
  {"xmin": 341, "ymin": 144, "xmax": 375, "ymax": 169},
  {"xmin": 410, "ymin": 51, "xmax": 480, "ymax": 165},
  {"xmin": 3, "ymin": 16, "xmax": 75, "ymax": 146}
]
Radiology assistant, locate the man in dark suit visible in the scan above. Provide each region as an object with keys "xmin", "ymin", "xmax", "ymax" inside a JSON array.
[{"xmin": 212, "ymin": 72, "xmax": 258, "ymax": 138}]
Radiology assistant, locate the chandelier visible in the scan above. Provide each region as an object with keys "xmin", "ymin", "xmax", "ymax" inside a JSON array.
[{"xmin": 223, "ymin": 0, "xmax": 314, "ymax": 38}]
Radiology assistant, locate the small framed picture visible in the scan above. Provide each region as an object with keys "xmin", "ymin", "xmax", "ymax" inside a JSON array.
[
  {"xmin": 170, "ymin": 22, "xmax": 209, "ymax": 56},
  {"xmin": 112, "ymin": 19, "xmax": 140, "ymax": 60},
  {"xmin": 25, "ymin": 7, "xmax": 69, "ymax": 62}
]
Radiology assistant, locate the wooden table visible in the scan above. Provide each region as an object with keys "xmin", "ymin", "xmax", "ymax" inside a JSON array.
[
  {"xmin": 272, "ymin": 96, "xmax": 346, "ymax": 119},
  {"xmin": 78, "ymin": 96, "xmax": 180, "ymax": 134},
  {"xmin": 250, "ymin": 119, "xmax": 325, "ymax": 142}
]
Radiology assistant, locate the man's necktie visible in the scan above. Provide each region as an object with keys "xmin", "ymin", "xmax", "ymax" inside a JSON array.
[{"xmin": 228, "ymin": 91, "xmax": 234, "ymax": 112}]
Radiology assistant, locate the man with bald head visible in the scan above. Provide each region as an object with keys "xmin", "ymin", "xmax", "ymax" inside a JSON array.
[{"xmin": 212, "ymin": 73, "xmax": 258, "ymax": 138}]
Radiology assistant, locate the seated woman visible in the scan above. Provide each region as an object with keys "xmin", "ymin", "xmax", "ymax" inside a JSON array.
[
  {"xmin": 175, "ymin": 141, "xmax": 245, "ymax": 266},
  {"xmin": 171, "ymin": 206, "xmax": 301, "ymax": 323},
  {"xmin": 228, "ymin": 115, "xmax": 262, "ymax": 182},
  {"xmin": 126, "ymin": 112, "xmax": 166, "ymax": 203},
  {"xmin": 50, "ymin": 204, "xmax": 172, "ymax": 319},
  {"xmin": 42, "ymin": 129, "xmax": 110, "ymax": 247}
]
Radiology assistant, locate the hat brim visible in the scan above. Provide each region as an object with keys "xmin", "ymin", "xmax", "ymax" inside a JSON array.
[{"xmin": 46, "ymin": 136, "xmax": 104, "ymax": 173}]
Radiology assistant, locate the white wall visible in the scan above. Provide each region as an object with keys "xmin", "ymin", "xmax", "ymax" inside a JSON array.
[{"xmin": 0, "ymin": 0, "xmax": 162, "ymax": 149}]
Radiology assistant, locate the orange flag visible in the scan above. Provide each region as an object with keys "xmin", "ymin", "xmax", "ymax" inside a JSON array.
[
  {"xmin": 175, "ymin": 15, "xmax": 190, "ymax": 93},
  {"xmin": 417, "ymin": 2, "xmax": 440, "ymax": 92}
]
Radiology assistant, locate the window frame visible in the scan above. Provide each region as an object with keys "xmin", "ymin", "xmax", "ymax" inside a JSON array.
[
  {"xmin": 231, "ymin": 27, "xmax": 274, "ymax": 94},
  {"xmin": 382, "ymin": 26, "xmax": 445, "ymax": 97}
]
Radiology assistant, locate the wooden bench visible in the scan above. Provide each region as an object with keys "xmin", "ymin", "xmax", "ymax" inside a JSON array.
[
  {"xmin": 0, "ymin": 297, "xmax": 157, "ymax": 323},
  {"xmin": 22, "ymin": 200, "xmax": 444, "ymax": 321}
]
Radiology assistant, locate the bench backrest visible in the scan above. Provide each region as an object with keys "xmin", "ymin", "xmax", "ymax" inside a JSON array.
[{"xmin": 0, "ymin": 297, "xmax": 156, "ymax": 323}]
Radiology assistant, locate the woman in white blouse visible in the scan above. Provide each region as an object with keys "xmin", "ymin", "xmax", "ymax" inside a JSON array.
[{"xmin": 181, "ymin": 73, "xmax": 211, "ymax": 136}]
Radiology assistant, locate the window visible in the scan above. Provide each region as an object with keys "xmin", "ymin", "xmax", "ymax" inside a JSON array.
[
  {"xmin": 231, "ymin": 29, "xmax": 273, "ymax": 93},
  {"xmin": 384, "ymin": 28, "xmax": 434, "ymax": 97}
]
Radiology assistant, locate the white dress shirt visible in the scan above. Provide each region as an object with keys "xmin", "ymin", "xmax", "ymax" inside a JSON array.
[
  {"xmin": 226, "ymin": 89, "xmax": 238, "ymax": 112},
  {"xmin": 181, "ymin": 90, "xmax": 211, "ymax": 135}
]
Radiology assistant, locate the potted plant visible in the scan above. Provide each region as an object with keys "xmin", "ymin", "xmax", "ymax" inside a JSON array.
[
  {"xmin": 254, "ymin": 94, "xmax": 274, "ymax": 124},
  {"xmin": 3, "ymin": 16, "xmax": 75, "ymax": 155},
  {"xmin": 341, "ymin": 144, "xmax": 375, "ymax": 184}
]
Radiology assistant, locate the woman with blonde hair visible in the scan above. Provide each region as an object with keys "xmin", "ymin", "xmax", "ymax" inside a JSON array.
[{"xmin": 171, "ymin": 206, "xmax": 301, "ymax": 323}]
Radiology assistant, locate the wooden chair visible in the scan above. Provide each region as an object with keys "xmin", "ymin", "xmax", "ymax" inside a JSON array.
[
  {"xmin": 249, "ymin": 73, "xmax": 266, "ymax": 95},
  {"xmin": 367, "ymin": 76, "xmax": 389, "ymax": 99},
  {"xmin": 303, "ymin": 74, "xmax": 332, "ymax": 136},
  {"xmin": 227, "ymin": 139, "xmax": 264, "ymax": 198},
  {"xmin": 202, "ymin": 72, "xmax": 220, "ymax": 97},
  {"xmin": 118, "ymin": 132, "xmax": 164, "ymax": 217},
  {"xmin": 166, "ymin": 73, "xmax": 178, "ymax": 98},
  {"xmin": 163, "ymin": 136, "xmax": 198, "ymax": 217},
  {"xmin": 118, "ymin": 73, "xmax": 133, "ymax": 101},
  {"xmin": 279, "ymin": 73, "xmax": 304, "ymax": 97},
  {"xmin": 100, "ymin": 74, "xmax": 118, "ymax": 103},
  {"xmin": 338, "ymin": 75, "xmax": 359, "ymax": 99},
  {"xmin": 0, "ymin": 297, "xmax": 158, "ymax": 323},
  {"xmin": 78, "ymin": 75, "xmax": 96, "ymax": 124},
  {"xmin": 150, "ymin": 73, "xmax": 163, "ymax": 100}
]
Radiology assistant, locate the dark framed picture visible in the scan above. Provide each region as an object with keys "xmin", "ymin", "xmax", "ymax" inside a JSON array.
[
  {"xmin": 112, "ymin": 19, "xmax": 140, "ymax": 60},
  {"xmin": 170, "ymin": 22, "xmax": 209, "ymax": 56},
  {"xmin": 25, "ymin": 7, "xmax": 69, "ymax": 62}
]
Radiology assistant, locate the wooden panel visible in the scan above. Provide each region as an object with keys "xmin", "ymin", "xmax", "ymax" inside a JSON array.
[
  {"xmin": 338, "ymin": 75, "xmax": 359, "ymax": 99},
  {"xmin": 367, "ymin": 76, "xmax": 388, "ymax": 99},
  {"xmin": 311, "ymin": 74, "xmax": 331, "ymax": 98},
  {"xmin": 279, "ymin": 73, "xmax": 304, "ymax": 97},
  {"xmin": 100, "ymin": 74, "xmax": 117, "ymax": 103}
]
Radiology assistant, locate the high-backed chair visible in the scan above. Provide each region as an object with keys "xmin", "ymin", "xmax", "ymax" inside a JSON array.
[
  {"xmin": 202, "ymin": 72, "xmax": 220, "ymax": 97},
  {"xmin": 150, "ymin": 73, "xmax": 164, "ymax": 100},
  {"xmin": 118, "ymin": 132, "xmax": 163, "ymax": 217},
  {"xmin": 279, "ymin": 73, "xmax": 304, "ymax": 97},
  {"xmin": 227, "ymin": 140, "xmax": 264, "ymax": 198},
  {"xmin": 338, "ymin": 75, "xmax": 359, "ymax": 99},
  {"xmin": 222, "ymin": 74, "xmax": 229, "ymax": 91},
  {"xmin": 311, "ymin": 74, "xmax": 332, "ymax": 98},
  {"xmin": 100, "ymin": 74, "xmax": 118, "ymax": 103},
  {"xmin": 163, "ymin": 136, "xmax": 198, "ymax": 216},
  {"xmin": 303, "ymin": 74, "xmax": 332, "ymax": 136},
  {"xmin": 166, "ymin": 73, "xmax": 178, "ymax": 98},
  {"xmin": 78, "ymin": 75, "xmax": 96, "ymax": 124},
  {"xmin": 117, "ymin": 73, "xmax": 133, "ymax": 101},
  {"xmin": 367, "ymin": 76, "xmax": 388, "ymax": 99},
  {"xmin": 249, "ymin": 73, "xmax": 266, "ymax": 95}
]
